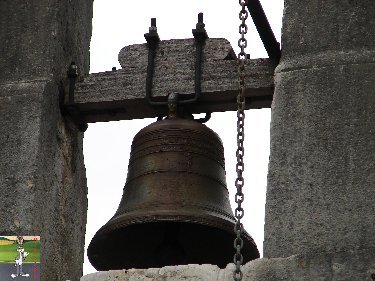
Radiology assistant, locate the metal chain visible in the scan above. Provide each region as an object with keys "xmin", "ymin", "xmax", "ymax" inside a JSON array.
[{"xmin": 233, "ymin": 0, "xmax": 248, "ymax": 280}]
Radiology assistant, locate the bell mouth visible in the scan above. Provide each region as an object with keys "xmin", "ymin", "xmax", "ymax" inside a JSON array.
[{"xmin": 88, "ymin": 217, "xmax": 259, "ymax": 270}]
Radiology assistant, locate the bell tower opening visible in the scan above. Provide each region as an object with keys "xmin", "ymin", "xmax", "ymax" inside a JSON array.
[{"xmin": 83, "ymin": 0, "xmax": 283, "ymax": 274}]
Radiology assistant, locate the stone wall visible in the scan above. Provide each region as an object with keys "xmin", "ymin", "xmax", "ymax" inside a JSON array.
[{"xmin": 0, "ymin": 1, "xmax": 93, "ymax": 280}]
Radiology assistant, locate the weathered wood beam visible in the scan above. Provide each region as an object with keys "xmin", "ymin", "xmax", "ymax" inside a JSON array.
[{"xmin": 72, "ymin": 38, "xmax": 275, "ymax": 122}]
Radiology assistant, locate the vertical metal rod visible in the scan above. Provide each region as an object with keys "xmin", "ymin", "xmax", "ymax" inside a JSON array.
[
  {"xmin": 67, "ymin": 62, "xmax": 78, "ymax": 104},
  {"xmin": 198, "ymin": 12, "xmax": 203, "ymax": 24},
  {"xmin": 68, "ymin": 77, "xmax": 75, "ymax": 104}
]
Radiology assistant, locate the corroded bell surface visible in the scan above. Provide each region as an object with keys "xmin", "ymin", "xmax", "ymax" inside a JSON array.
[{"xmin": 88, "ymin": 117, "xmax": 259, "ymax": 270}]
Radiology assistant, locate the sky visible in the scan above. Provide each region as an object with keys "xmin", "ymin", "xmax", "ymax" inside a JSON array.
[{"xmin": 83, "ymin": 0, "xmax": 283, "ymax": 275}]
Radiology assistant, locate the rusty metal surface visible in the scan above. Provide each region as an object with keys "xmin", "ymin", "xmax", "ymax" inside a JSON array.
[
  {"xmin": 88, "ymin": 117, "xmax": 259, "ymax": 270},
  {"xmin": 234, "ymin": 1, "xmax": 249, "ymax": 280}
]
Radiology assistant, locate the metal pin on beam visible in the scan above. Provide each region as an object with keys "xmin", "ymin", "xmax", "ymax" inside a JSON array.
[
  {"xmin": 145, "ymin": 17, "xmax": 160, "ymax": 46},
  {"xmin": 198, "ymin": 13, "xmax": 204, "ymax": 27},
  {"xmin": 192, "ymin": 12, "xmax": 208, "ymax": 41},
  {"xmin": 62, "ymin": 62, "xmax": 88, "ymax": 132},
  {"xmin": 67, "ymin": 62, "xmax": 78, "ymax": 104},
  {"xmin": 150, "ymin": 18, "xmax": 157, "ymax": 31}
]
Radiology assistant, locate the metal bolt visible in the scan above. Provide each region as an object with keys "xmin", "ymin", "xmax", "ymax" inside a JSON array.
[
  {"xmin": 196, "ymin": 13, "xmax": 205, "ymax": 29},
  {"xmin": 198, "ymin": 12, "xmax": 203, "ymax": 23},
  {"xmin": 193, "ymin": 12, "xmax": 208, "ymax": 40},
  {"xmin": 112, "ymin": 67, "xmax": 116, "ymax": 71},
  {"xmin": 67, "ymin": 62, "xmax": 78, "ymax": 78},
  {"xmin": 149, "ymin": 18, "xmax": 157, "ymax": 32},
  {"xmin": 145, "ymin": 17, "xmax": 160, "ymax": 46}
]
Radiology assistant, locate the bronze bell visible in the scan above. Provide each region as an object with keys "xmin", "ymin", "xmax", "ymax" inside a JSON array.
[{"xmin": 88, "ymin": 116, "xmax": 259, "ymax": 270}]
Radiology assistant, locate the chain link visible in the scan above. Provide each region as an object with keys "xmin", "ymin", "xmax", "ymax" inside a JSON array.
[{"xmin": 233, "ymin": 0, "xmax": 248, "ymax": 280}]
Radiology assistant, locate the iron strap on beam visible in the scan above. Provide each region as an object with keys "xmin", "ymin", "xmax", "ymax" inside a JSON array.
[
  {"xmin": 247, "ymin": 0, "xmax": 281, "ymax": 63},
  {"xmin": 61, "ymin": 38, "xmax": 275, "ymax": 128},
  {"xmin": 59, "ymin": 6, "xmax": 280, "ymax": 131},
  {"xmin": 70, "ymin": 58, "xmax": 274, "ymax": 124}
]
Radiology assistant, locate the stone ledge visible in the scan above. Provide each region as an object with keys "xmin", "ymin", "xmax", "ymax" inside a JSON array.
[{"xmin": 81, "ymin": 253, "xmax": 375, "ymax": 281}]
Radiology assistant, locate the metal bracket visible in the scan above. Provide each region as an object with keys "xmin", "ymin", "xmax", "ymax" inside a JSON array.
[
  {"xmin": 145, "ymin": 13, "xmax": 208, "ymax": 107},
  {"xmin": 60, "ymin": 62, "xmax": 88, "ymax": 132},
  {"xmin": 165, "ymin": 92, "xmax": 211, "ymax": 123}
]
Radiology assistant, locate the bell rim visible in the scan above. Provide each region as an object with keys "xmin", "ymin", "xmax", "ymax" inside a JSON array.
[
  {"xmin": 89, "ymin": 212, "xmax": 258, "ymax": 252},
  {"xmin": 88, "ymin": 214, "xmax": 260, "ymax": 270}
]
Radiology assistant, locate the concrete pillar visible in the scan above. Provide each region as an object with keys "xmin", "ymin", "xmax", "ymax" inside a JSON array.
[
  {"xmin": 265, "ymin": 0, "xmax": 375, "ymax": 279},
  {"xmin": 0, "ymin": 1, "xmax": 93, "ymax": 280}
]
